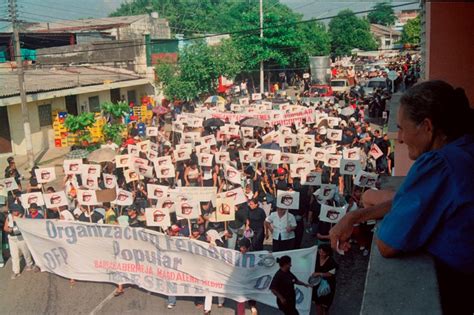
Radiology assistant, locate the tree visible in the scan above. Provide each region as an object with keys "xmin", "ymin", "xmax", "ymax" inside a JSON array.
[
  {"xmin": 329, "ymin": 10, "xmax": 378, "ymax": 57},
  {"xmin": 401, "ymin": 16, "xmax": 421, "ymax": 46},
  {"xmin": 367, "ymin": 2, "xmax": 396, "ymax": 26},
  {"xmin": 155, "ymin": 40, "xmax": 243, "ymax": 100},
  {"xmin": 101, "ymin": 101, "xmax": 129, "ymax": 144},
  {"xmin": 64, "ymin": 112, "xmax": 95, "ymax": 146}
]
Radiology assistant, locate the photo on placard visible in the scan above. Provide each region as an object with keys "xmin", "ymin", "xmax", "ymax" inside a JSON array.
[
  {"xmin": 177, "ymin": 200, "xmax": 200, "ymax": 219},
  {"xmin": 215, "ymin": 152, "xmax": 230, "ymax": 164},
  {"xmin": 1, "ymin": 177, "xmax": 18, "ymax": 192},
  {"xmin": 215, "ymin": 197, "xmax": 235, "ymax": 222},
  {"xmin": 77, "ymin": 189, "xmax": 99, "ymax": 206},
  {"xmin": 20, "ymin": 192, "xmax": 45, "ymax": 208},
  {"xmin": 82, "ymin": 175, "xmax": 99, "ymax": 190},
  {"xmin": 146, "ymin": 127, "xmax": 158, "ymax": 137},
  {"xmin": 354, "ymin": 170, "xmax": 378, "ymax": 188},
  {"xmin": 317, "ymin": 184, "xmax": 337, "ymax": 200},
  {"xmin": 324, "ymin": 154, "xmax": 342, "ymax": 168},
  {"xmin": 312, "ymin": 148, "xmax": 327, "ymax": 162},
  {"xmin": 301, "ymin": 172, "xmax": 322, "ymax": 186},
  {"xmin": 327, "ymin": 129, "xmax": 342, "ymax": 142},
  {"xmin": 160, "ymin": 197, "xmax": 176, "ymax": 212},
  {"xmin": 369, "ymin": 143, "xmax": 384, "ymax": 160},
  {"xmin": 124, "ymin": 169, "xmax": 140, "ymax": 183},
  {"xmin": 83, "ymin": 164, "xmax": 102, "ymax": 178},
  {"xmin": 196, "ymin": 153, "xmax": 212, "ymax": 167},
  {"xmin": 35, "ymin": 167, "xmax": 57, "ymax": 184},
  {"xmin": 147, "ymin": 184, "xmax": 169, "ymax": 200},
  {"xmin": 224, "ymin": 164, "xmax": 241, "ymax": 185},
  {"xmin": 64, "ymin": 159, "xmax": 83, "ymax": 175},
  {"xmin": 319, "ymin": 204, "xmax": 347, "ymax": 224},
  {"xmin": 218, "ymin": 188, "xmax": 247, "ymax": 205},
  {"xmin": 137, "ymin": 140, "xmax": 150, "ymax": 152},
  {"xmin": 251, "ymin": 93, "xmax": 262, "ymax": 101},
  {"xmin": 115, "ymin": 154, "xmax": 131, "ymax": 168},
  {"xmin": 44, "ymin": 191, "xmax": 68, "ymax": 208},
  {"xmin": 239, "ymin": 98, "xmax": 249, "ymax": 106},
  {"xmin": 147, "ymin": 149, "xmax": 158, "ymax": 161},
  {"xmin": 103, "ymin": 174, "xmax": 117, "ymax": 189},
  {"xmin": 276, "ymin": 190, "xmax": 300, "ymax": 210},
  {"xmin": 174, "ymin": 149, "xmax": 191, "ymax": 162},
  {"xmin": 279, "ymin": 152, "xmax": 293, "ymax": 164},
  {"xmin": 340, "ymin": 159, "xmax": 362, "ymax": 176},
  {"xmin": 238, "ymin": 150, "xmax": 252, "ymax": 164},
  {"xmin": 127, "ymin": 144, "xmax": 139, "ymax": 156},
  {"xmin": 280, "ymin": 135, "xmax": 297, "ymax": 147},
  {"xmin": 114, "ymin": 189, "xmax": 134, "ymax": 206},
  {"xmin": 250, "ymin": 148, "xmax": 263, "ymax": 161},
  {"xmin": 226, "ymin": 124, "xmax": 240, "ymax": 136},
  {"xmin": 155, "ymin": 164, "xmax": 176, "ymax": 179},
  {"xmin": 145, "ymin": 208, "xmax": 171, "ymax": 227},
  {"xmin": 263, "ymin": 150, "xmax": 281, "ymax": 164},
  {"xmin": 202, "ymin": 135, "xmax": 217, "ymax": 146},
  {"xmin": 155, "ymin": 156, "xmax": 172, "ymax": 167},
  {"xmin": 342, "ymin": 148, "xmax": 361, "ymax": 161},
  {"xmin": 136, "ymin": 164, "xmax": 154, "ymax": 178},
  {"xmin": 290, "ymin": 163, "xmax": 312, "ymax": 178}
]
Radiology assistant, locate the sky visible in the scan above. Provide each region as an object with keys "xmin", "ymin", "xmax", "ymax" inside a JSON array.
[{"xmin": 0, "ymin": 0, "xmax": 419, "ymax": 30}]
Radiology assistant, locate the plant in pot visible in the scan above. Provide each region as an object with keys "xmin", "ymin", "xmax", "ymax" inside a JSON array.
[
  {"xmin": 101, "ymin": 101, "xmax": 130, "ymax": 124},
  {"xmin": 64, "ymin": 112, "xmax": 95, "ymax": 147}
]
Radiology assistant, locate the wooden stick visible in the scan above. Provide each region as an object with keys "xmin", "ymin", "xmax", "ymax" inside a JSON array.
[
  {"xmin": 87, "ymin": 205, "xmax": 92, "ymax": 223},
  {"xmin": 187, "ymin": 218, "xmax": 192, "ymax": 238}
]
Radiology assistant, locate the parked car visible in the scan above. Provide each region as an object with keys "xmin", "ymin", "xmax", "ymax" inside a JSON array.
[
  {"xmin": 363, "ymin": 77, "xmax": 389, "ymax": 95},
  {"xmin": 309, "ymin": 84, "xmax": 333, "ymax": 97},
  {"xmin": 330, "ymin": 79, "xmax": 351, "ymax": 94}
]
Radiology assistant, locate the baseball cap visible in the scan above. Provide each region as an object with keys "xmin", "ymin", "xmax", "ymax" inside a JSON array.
[{"xmin": 277, "ymin": 167, "xmax": 286, "ymax": 175}]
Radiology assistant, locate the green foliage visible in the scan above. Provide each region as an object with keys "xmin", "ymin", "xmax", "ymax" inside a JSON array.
[
  {"xmin": 401, "ymin": 16, "xmax": 421, "ymax": 46},
  {"xmin": 103, "ymin": 124, "xmax": 126, "ymax": 145},
  {"xmin": 113, "ymin": 0, "xmax": 331, "ymax": 82},
  {"xmin": 64, "ymin": 112, "xmax": 95, "ymax": 133},
  {"xmin": 329, "ymin": 10, "xmax": 378, "ymax": 57},
  {"xmin": 367, "ymin": 2, "xmax": 396, "ymax": 26},
  {"xmin": 155, "ymin": 40, "xmax": 244, "ymax": 100},
  {"xmin": 101, "ymin": 101, "xmax": 130, "ymax": 119}
]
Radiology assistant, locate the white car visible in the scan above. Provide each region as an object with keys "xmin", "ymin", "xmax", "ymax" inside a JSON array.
[
  {"xmin": 330, "ymin": 79, "xmax": 351, "ymax": 94},
  {"xmin": 364, "ymin": 77, "xmax": 389, "ymax": 95}
]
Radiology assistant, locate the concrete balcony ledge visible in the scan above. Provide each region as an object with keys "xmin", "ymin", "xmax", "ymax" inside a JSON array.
[{"xmin": 360, "ymin": 176, "xmax": 442, "ymax": 315}]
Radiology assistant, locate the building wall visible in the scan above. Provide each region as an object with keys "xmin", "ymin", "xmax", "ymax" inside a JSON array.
[
  {"xmin": 425, "ymin": 2, "xmax": 474, "ymax": 103},
  {"xmin": 6, "ymin": 83, "xmax": 154, "ymax": 155},
  {"xmin": 7, "ymin": 97, "xmax": 66, "ymax": 156}
]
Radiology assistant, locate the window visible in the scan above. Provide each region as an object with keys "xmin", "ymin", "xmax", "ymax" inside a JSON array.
[
  {"xmin": 88, "ymin": 96, "xmax": 100, "ymax": 112},
  {"xmin": 385, "ymin": 40, "xmax": 391, "ymax": 47},
  {"xmin": 38, "ymin": 104, "xmax": 52, "ymax": 127},
  {"xmin": 127, "ymin": 90, "xmax": 137, "ymax": 105}
]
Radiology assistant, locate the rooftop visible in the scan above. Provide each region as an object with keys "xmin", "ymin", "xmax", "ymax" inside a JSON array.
[
  {"xmin": 370, "ymin": 24, "xmax": 402, "ymax": 37},
  {"xmin": 21, "ymin": 14, "xmax": 168, "ymax": 33},
  {"xmin": 0, "ymin": 66, "xmax": 142, "ymax": 99}
]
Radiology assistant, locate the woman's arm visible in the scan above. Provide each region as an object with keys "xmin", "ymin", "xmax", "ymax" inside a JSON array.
[{"xmin": 183, "ymin": 167, "xmax": 190, "ymax": 186}]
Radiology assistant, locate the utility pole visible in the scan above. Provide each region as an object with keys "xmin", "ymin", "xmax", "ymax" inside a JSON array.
[
  {"xmin": 9, "ymin": 0, "xmax": 35, "ymax": 168},
  {"xmin": 259, "ymin": 0, "xmax": 264, "ymax": 95}
]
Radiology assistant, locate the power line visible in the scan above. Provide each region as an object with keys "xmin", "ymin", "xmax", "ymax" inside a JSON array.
[{"xmin": 9, "ymin": 2, "xmax": 417, "ymax": 58}]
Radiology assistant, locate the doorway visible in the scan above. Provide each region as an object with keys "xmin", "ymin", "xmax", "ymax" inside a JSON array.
[
  {"xmin": 65, "ymin": 95, "xmax": 78, "ymax": 115},
  {"xmin": 0, "ymin": 106, "xmax": 12, "ymax": 153},
  {"xmin": 110, "ymin": 88, "xmax": 121, "ymax": 103}
]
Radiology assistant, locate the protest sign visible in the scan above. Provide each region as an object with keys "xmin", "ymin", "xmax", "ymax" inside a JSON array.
[
  {"xmin": 239, "ymin": 97, "xmax": 250, "ymax": 106},
  {"xmin": 216, "ymin": 197, "xmax": 235, "ymax": 222},
  {"xmin": 195, "ymin": 144, "xmax": 211, "ymax": 154},
  {"xmin": 319, "ymin": 204, "xmax": 348, "ymax": 224},
  {"xmin": 127, "ymin": 144, "xmax": 139, "ymax": 157},
  {"xmin": 218, "ymin": 187, "xmax": 247, "ymax": 206},
  {"xmin": 301, "ymin": 172, "xmax": 322, "ymax": 186},
  {"xmin": 145, "ymin": 208, "xmax": 171, "ymax": 227},
  {"xmin": 77, "ymin": 189, "xmax": 99, "ymax": 206},
  {"xmin": 324, "ymin": 154, "xmax": 342, "ymax": 168},
  {"xmin": 177, "ymin": 200, "xmax": 200, "ymax": 220},
  {"xmin": 262, "ymin": 150, "xmax": 281, "ymax": 164},
  {"xmin": 326, "ymin": 129, "xmax": 342, "ymax": 141},
  {"xmin": 147, "ymin": 149, "xmax": 158, "ymax": 161},
  {"xmin": 340, "ymin": 159, "xmax": 362, "ymax": 176},
  {"xmin": 154, "ymin": 156, "xmax": 173, "ymax": 168},
  {"xmin": 172, "ymin": 186, "xmax": 217, "ymax": 205},
  {"xmin": 113, "ymin": 189, "xmax": 134, "ymax": 206},
  {"xmin": 290, "ymin": 163, "xmax": 312, "ymax": 178},
  {"xmin": 35, "ymin": 167, "xmax": 57, "ymax": 184},
  {"xmin": 280, "ymin": 134, "xmax": 297, "ymax": 147},
  {"xmin": 17, "ymin": 219, "xmax": 316, "ymax": 314},
  {"xmin": 354, "ymin": 171, "xmax": 378, "ymax": 188},
  {"xmin": 155, "ymin": 164, "xmax": 175, "ymax": 179},
  {"xmin": 343, "ymin": 148, "xmax": 361, "ymax": 161},
  {"xmin": 82, "ymin": 164, "xmax": 101, "ymax": 178},
  {"xmin": 312, "ymin": 148, "xmax": 327, "ymax": 162},
  {"xmin": 138, "ymin": 140, "xmax": 150, "ymax": 152},
  {"xmin": 239, "ymin": 151, "xmax": 252, "ymax": 164},
  {"xmin": 82, "ymin": 175, "xmax": 99, "ymax": 190},
  {"xmin": 251, "ymin": 93, "xmax": 262, "ymax": 101},
  {"xmin": 146, "ymin": 127, "xmax": 158, "ymax": 137},
  {"xmin": 103, "ymin": 174, "xmax": 117, "ymax": 189},
  {"xmin": 197, "ymin": 153, "xmax": 214, "ymax": 167},
  {"xmin": 280, "ymin": 152, "xmax": 294, "ymax": 164},
  {"xmin": 1, "ymin": 177, "xmax": 19, "ymax": 192},
  {"xmin": 241, "ymin": 127, "xmax": 254, "ymax": 138},
  {"xmin": 276, "ymin": 190, "xmax": 300, "ymax": 210},
  {"xmin": 174, "ymin": 149, "xmax": 191, "ymax": 162},
  {"xmin": 369, "ymin": 143, "xmax": 384, "ymax": 160},
  {"xmin": 202, "ymin": 135, "xmax": 217, "ymax": 146},
  {"xmin": 124, "ymin": 169, "xmax": 141, "ymax": 183},
  {"xmin": 43, "ymin": 191, "xmax": 68, "ymax": 208},
  {"xmin": 223, "ymin": 164, "xmax": 242, "ymax": 185},
  {"xmin": 20, "ymin": 192, "xmax": 45, "ymax": 208},
  {"xmin": 249, "ymin": 148, "xmax": 264, "ymax": 162},
  {"xmin": 147, "ymin": 184, "xmax": 169, "ymax": 200},
  {"xmin": 215, "ymin": 152, "xmax": 230, "ymax": 164},
  {"xmin": 316, "ymin": 184, "xmax": 337, "ymax": 200},
  {"xmin": 63, "ymin": 159, "xmax": 83, "ymax": 175},
  {"xmin": 116, "ymin": 155, "xmax": 131, "ymax": 168},
  {"xmin": 159, "ymin": 197, "xmax": 176, "ymax": 212}
]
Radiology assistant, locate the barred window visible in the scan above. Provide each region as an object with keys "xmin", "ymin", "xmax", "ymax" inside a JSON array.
[{"xmin": 38, "ymin": 104, "xmax": 52, "ymax": 127}]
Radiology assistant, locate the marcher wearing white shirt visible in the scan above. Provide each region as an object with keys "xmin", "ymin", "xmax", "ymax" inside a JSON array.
[
  {"xmin": 265, "ymin": 208, "xmax": 297, "ymax": 252},
  {"xmin": 101, "ymin": 139, "xmax": 119, "ymax": 151}
]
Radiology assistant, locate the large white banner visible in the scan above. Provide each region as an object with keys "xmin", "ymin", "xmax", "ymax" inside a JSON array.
[{"xmin": 17, "ymin": 219, "xmax": 316, "ymax": 313}]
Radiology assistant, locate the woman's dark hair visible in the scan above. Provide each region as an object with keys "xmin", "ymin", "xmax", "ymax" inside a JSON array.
[
  {"xmin": 319, "ymin": 243, "xmax": 333, "ymax": 256},
  {"xmin": 400, "ymin": 80, "xmax": 474, "ymax": 141},
  {"xmin": 277, "ymin": 255, "xmax": 292, "ymax": 267}
]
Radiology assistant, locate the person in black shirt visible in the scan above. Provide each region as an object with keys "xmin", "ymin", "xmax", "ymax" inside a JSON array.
[
  {"xmin": 246, "ymin": 199, "xmax": 267, "ymax": 250},
  {"xmin": 270, "ymin": 255, "xmax": 310, "ymax": 315},
  {"xmin": 312, "ymin": 244, "xmax": 337, "ymax": 315}
]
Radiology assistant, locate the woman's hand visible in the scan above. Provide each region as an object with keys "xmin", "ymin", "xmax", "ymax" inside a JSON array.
[{"xmin": 329, "ymin": 211, "xmax": 356, "ymax": 253}]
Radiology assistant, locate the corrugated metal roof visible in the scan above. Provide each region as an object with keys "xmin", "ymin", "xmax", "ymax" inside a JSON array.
[
  {"xmin": 370, "ymin": 24, "xmax": 401, "ymax": 37},
  {"xmin": 0, "ymin": 67, "xmax": 142, "ymax": 98}
]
